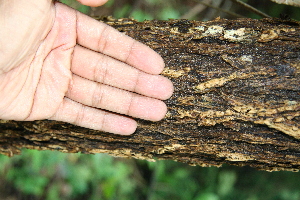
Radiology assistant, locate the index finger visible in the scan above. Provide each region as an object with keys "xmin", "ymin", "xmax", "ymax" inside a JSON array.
[{"xmin": 76, "ymin": 12, "xmax": 165, "ymax": 75}]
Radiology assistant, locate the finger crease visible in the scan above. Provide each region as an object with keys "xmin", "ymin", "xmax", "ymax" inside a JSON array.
[
  {"xmin": 126, "ymin": 93, "xmax": 135, "ymax": 116},
  {"xmin": 133, "ymin": 70, "xmax": 141, "ymax": 93},
  {"xmin": 100, "ymin": 112, "xmax": 108, "ymax": 132},
  {"xmin": 102, "ymin": 64, "xmax": 109, "ymax": 85},
  {"xmin": 92, "ymin": 84, "xmax": 104, "ymax": 108},
  {"xmin": 66, "ymin": 78, "xmax": 75, "ymax": 97},
  {"xmin": 75, "ymin": 10, "xmax": 79, "ymax": 43},
  {"xmin": 97, "ymin": 25, "xmax": 109, "ymax": 53},
  {"xmin": 74, "ymin": 104, "xmax": 86, "ymax": 125},
  {"xmin": 93, "ymin": 54, "xmax": 105, "ymax": 83},
  {"xmin": 124, "ymin": 40, "xmax": 136, "ymax": 64}
]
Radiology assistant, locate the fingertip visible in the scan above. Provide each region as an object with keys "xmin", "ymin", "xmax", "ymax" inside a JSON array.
[
  {"xmin": 117, "ymin": 118, "xmax": 137, "ymax": 135},
  {"xmin": 151, "ymin": 101, "xmax": 168, "ymax": 121},
  {"xmin": 136, "ymin": 74, "xmax": 174, "ymax": 100},
  {"xmin": 77, "ymin": 0, "xmax": 108, "ymax": 7},
  {"xmin": 105, "ymin": 115, "xmax": 137, "ymax": 135},
  {"xmin": 151, "ymin": 52, "xmax": 165, "ymax": 75},
  {"xmin": 128, "ymin": 43, "xmax": 165, "ymax": 75},
  {"xmin": 129, "ymin": 96, "xmax": 168, "ymax": 122},
  {"xmin": 160, "ymin": 77, "xmax": 174, "ymax": 100}
]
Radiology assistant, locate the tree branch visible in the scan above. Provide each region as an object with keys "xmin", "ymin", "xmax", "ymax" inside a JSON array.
[{"xmin": 1, "ymin": 17, "xmax": 299, "ymax": 171}]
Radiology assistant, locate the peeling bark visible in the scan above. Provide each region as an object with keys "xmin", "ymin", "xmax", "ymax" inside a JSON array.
[{"xmin": 0, "ymin": 18, "xmax": 299, "ymax": 171}]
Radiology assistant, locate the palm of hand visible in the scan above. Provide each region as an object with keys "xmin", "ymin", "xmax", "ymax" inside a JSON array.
[{"xmin": 0, "ymin": 2, "xmax": 173, "ymax": 135}]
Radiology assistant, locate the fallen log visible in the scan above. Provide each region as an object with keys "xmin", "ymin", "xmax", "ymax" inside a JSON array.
[{"xmin": 1, "ymin": 17, "xmax": 299, "ymax": 171}]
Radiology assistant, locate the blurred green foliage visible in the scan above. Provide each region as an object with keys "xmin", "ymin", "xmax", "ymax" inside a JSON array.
[
  {"xmin": 244, "ymin": 0, "xmax": 300, "ymax": 20},
  {"xmin": 109, "ymin": 0, "xmax": 182, "ymax": 21},
  {"xmin": 62, "ymin": 0, "xmax": 300, "ymax": 21},
  {"xmin": 0, "ymin": 149, "xmax": 300, "ymax": 200}
]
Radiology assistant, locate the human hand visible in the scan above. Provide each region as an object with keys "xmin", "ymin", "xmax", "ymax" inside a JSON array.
[{"xmin": 0, "ymin": 0, "xmax": 173, "ymax": 135}]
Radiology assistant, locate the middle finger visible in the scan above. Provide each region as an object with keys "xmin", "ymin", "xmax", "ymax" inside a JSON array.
[{"xmin": 71, "ymin": 45, "xmax": 173, "ymax": 100}]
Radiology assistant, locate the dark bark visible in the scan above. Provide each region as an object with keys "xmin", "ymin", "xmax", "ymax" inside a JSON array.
[{"xmin": 1, "ymin": 18, "xmax": 299, "ymax": 171}]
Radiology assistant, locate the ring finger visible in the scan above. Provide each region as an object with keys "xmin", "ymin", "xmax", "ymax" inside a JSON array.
[{"xmin": 66, "ymin": 74, "xmax": 168, "ymax": 121}]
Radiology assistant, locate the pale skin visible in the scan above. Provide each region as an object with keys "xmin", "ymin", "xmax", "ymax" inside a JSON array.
[{"xmin": 0, "ymin": 0, "xmax": 174, "ymax": 135}]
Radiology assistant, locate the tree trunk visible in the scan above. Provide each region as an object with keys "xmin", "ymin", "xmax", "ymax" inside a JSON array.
[{"xmin": 1, "ymin": 18, "xmax": 299, "ymax": 171}]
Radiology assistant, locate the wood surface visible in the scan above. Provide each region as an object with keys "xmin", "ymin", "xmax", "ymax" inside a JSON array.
[{"xmin": 1, "ymin": 17, "xmax": 299, "ymax": 171}]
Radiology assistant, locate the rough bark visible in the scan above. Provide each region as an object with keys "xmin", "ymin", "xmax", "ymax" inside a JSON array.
[{"xmin": 0, "ymin": 18, "xmax": 299, "ymax": 171}]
